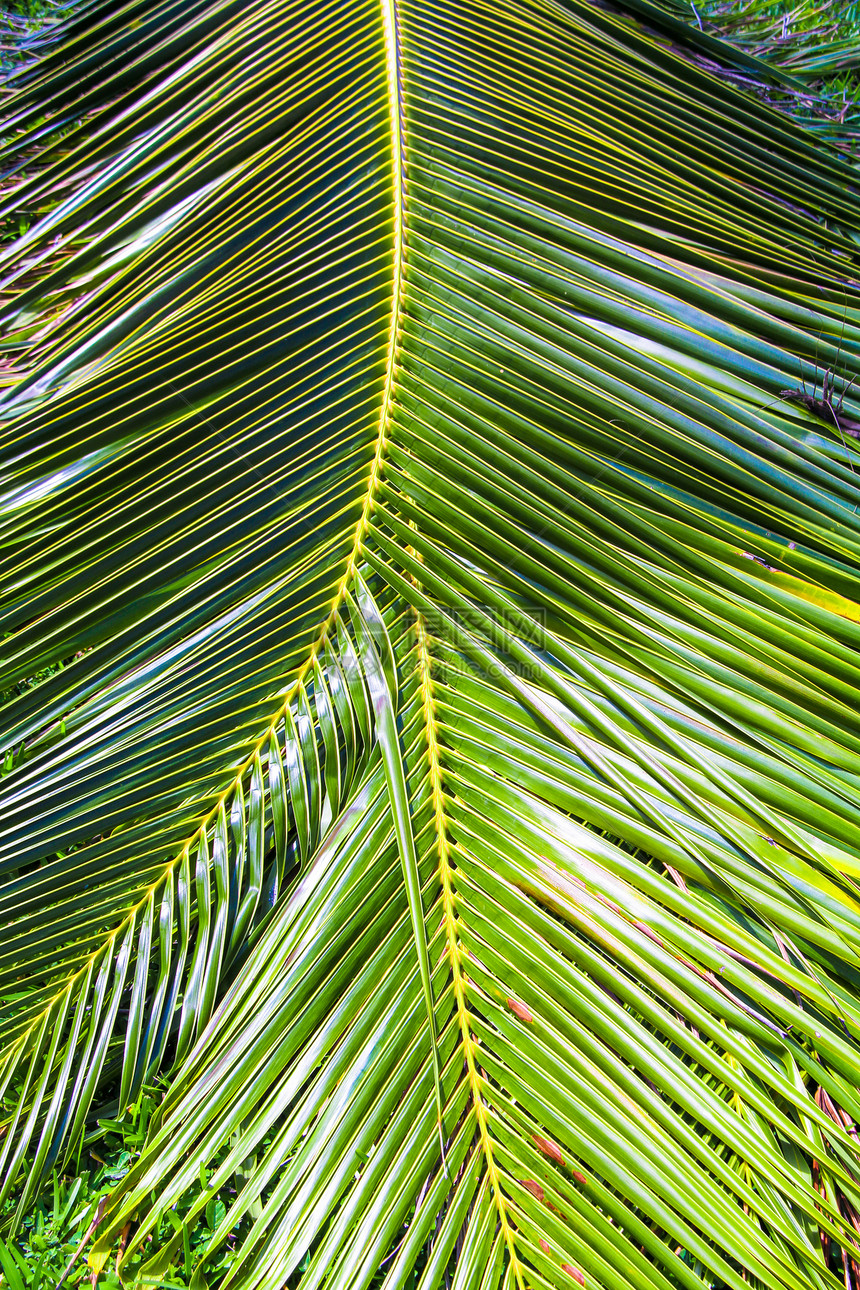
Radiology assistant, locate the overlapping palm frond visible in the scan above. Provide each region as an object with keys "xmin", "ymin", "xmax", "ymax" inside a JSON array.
[{"xmin": 3, "ymin": 0, "xmax": 860, "ymax": 1285}]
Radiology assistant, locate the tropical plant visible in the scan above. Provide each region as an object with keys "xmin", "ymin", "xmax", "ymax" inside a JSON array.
[{"xmin": 2, "ymin": 0, "xmax": 860, "ymax": 1286}]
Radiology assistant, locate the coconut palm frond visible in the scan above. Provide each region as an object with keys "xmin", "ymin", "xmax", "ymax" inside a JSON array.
[{"xmin": 3, "ymin": 0, "xmax": 860, "ymax": 1286}]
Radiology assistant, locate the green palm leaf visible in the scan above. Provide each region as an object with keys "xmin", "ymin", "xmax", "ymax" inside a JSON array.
[{"xmin": 3, "ymin": 0, "xmax": 860, "ymax": 1285}]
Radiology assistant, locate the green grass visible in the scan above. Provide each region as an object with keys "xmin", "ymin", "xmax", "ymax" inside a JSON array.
[
  {"xmin": 1, "ymin": 0, "xmax": 62, "ymax": 76},
  {"xmin": 681, "ymin": 0, "xmax": 860, "ymax": 146},
  {"xmin": 0, "ymin": 1094, "xmax": 171, "ymax": 1290},
  {"xmin": 0, "ymin": 1085, "xmax": 447, "ymax": 1288}
]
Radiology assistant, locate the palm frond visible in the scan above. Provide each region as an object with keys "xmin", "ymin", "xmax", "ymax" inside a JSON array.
[{"xmin": 4, "ymin": 0, "xmax": 860, "ymax": 1285}]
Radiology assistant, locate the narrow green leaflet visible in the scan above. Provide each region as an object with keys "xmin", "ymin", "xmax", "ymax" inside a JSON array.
[{"xmin": 347, "ymin": 577, "xmax": 448, "ymax": 1171}]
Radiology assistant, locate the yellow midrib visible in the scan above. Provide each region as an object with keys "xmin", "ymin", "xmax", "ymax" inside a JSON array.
[
  {"xmin": 8, "ymin": 0, "xmax": 406, "ymax": 1056},
  {"xmin": 416, "ymin": 612, "xmax": 526, "ymax": 1290}
]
